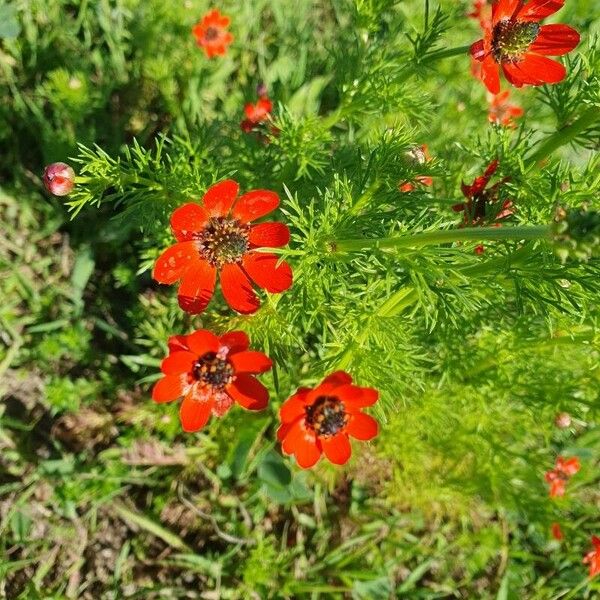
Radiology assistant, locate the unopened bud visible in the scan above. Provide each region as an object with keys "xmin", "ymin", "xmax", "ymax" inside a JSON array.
[
  {"xmin": 551, "ymin": 205, "xmax": 600, "ymax": 263},
  {"xmin": 555, "ymin": 412, "xmax": 571, "ymax": 429},
  {"xmin": 43, "ymin": 162, "xmax": 75, "ymax": 196},
  {"xmin": 256, "ymin": 81, "xmax": 268, "ymax": 98}
]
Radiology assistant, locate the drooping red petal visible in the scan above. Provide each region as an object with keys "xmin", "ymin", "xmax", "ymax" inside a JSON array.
[
  {"xmin": 345, "ymin": 412, "xmax": 379, "ymax": 441},
  {"xmin": 502, "ymin": 53, "xmax": 566, "ymax": 86},
  {"xmin": 171, "ymin": 203, "xmax": 209, "ymax": 241},
  {"xmin": 219, "ymin": 263, "xmax": 260, "ymax": 314},
  {"xmin": 232, "ymin": 189, "xmax": 279, "ymax": 222},
  {"xmin": 167, "ymin": 335, "xmax": 189, "ymax": 353},
  {"xmin": 517, "ymin": 0, "xmax": 564, "ymax": 21},
  {"xmin": 279, "ymin": 391, "xmax": 310, "ymax": 424},
  {"xmin": 480, "ymin": 55, "xmax": 501, "ymax": 94},
  {"xmin": 229, "ymin": 351, "xmax": 272, "ymax": 374},
  {"xmin": 177, "ymin": 259, "xmax": 216, "ymax": 314},
  {"xmin": 470, "ymin": 39, "xmax": 486, "ymax": 61},
  {"xmin": 529, "ymin": 24, "xmax": 580, "ymax": 56},
  {"xmin": 248, "ymin": 222, "xmax": 290, "ymax": 248},
  {"xmin": 242, "ymin": 253, "xmax": 293, "ymax": 294},
  {"xmin": 179, "ymin": 387, "xmax": 214, "ymax": 432},
  {"xmin": 202, "ymin": 180, "xmax": 240, "ymax": 217},
  {"xmin": 280, "ymin": 420, "xmax": 321, "ymax": 468},
  {"xmin": 161, "ymin": 351, "xmax": 197, "ymax": 375},
  {"xmin": 219, "ymin": 331, "xmax": 249, "ymax": 353},
  {"xmin": 321, "ymin": 433, "xmax": 352, "ymax": 465},
  {"xmin": 186, "ymin": 329, "xmax": 220, "ymax": 356},
  {"xmin": 227, "ymin": 373, "xmax": 269, "ymax": 410},
  {"xmin": 153, "ymin": 242, "xmax": 199, "ymax": 284},
  {"xmin": 152, "ymin": 374, "xmax": 187, "ymax": 403}
]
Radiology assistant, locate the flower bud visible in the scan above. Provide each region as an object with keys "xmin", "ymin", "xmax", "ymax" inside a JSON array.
[
  {"xmin": 551, "ymin": 205, "xmax": 600, "ymax": 263},
  {"xmin": 43, "ymin": 162, "xmax": 75, "ymax": 196},
  {"xmin": 256, "ymin": 81, "xmax": 268, "ymax": 98},
  {"xmin": 554, "ymin": 412, "xmax": 571, "ymax": 429}
]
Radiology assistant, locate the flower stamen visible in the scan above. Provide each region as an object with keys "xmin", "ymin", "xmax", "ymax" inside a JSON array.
[{"xmin": 305, "ymin": 396, "xmax": 349, "ymax": 437}]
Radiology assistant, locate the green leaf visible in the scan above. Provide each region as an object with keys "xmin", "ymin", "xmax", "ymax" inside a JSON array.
[
  {"xmin": 257, "ymin": 451, "xmax": 292, "ymax": 488},
  {"xmin": 0, "ymin": 3, "xmax": 20, "ymax": 39}
]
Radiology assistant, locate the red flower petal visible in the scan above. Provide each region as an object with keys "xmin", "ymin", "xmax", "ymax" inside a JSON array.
[
  {"xmin": 242, "ymin": 253, "xmax": 293, "ymax": 294},
  {"xmin": 470, "ymin": 39, "xmax": 486, "ymax": 61},
  {"xmin": 153, "ymin": 241, "xmax": 199, "ymax": 284},
  {"xmin": 322, "ymin": 371, "xmax": 353, "ymax": 387},
  {"xmin": 280, "ymin": 420, "xmax": 321, "ymax": 468},
  {"xmin": 168, "ymin": 335, "xmax": 189, "ymax": 353},
  {"xmin": 280, "ymin": 391, "xmax": 310, "ymax": 423},
  {"xmin": 321, "ymin": 433, "xmax": 352, "ymax": 465},
  {"xmin": 227, "ymin": 373, "xmax": 269, "ymax": 410},
  {"xmin": 219, "ymin": 263, "xmax": 260, "ymax": 314},
  {"xmin": 229, "ymin": 351, "xmax": 272, "ymax": 374},
  {"xmin": 492, "ymin": 0, "xmax": 521, "ymax": 24},
  {"xmin": 179, "ymin": 387, "xmax": 214, "ymax": 432},
  {"xmin": 346, "ymin": 412, "xmax": 379, "ymax": 441},
  {"xmin": 177, "ymin": 259, "xmax": 216, "ymax": 314},
  {"xmin": 232, "ymin": 189, "xmax": 279, "ymax": 222},
  {"xmin": 152, "ymin": 374, "xmax": 187, "ymax": 403},
  {"xmin": 517, "ymin": 0, "xmax": 564, "ymax": 21},
  {"xmin": 529, "ymin": 24, "xmax": 580, "ymax": 56},
  {"xmin": 202, "ymin": 180, "xmax": 239, "ymax": 217},
  {"xmin": 219, "ymin": 331, "xmax": 249, "ymax": 353},
  {"xmin": 161, "ymin": 351, "xmax": 196, "ymax": 375},
  {"xmin": 502, "ymin": 53, "xmax": 566, "ymax": 86},
  {"xmin": 186, "ymin": 329, "xmax": 220, "ymax": 355},
  {"xmin": 171, "ymin": 203, "xmax": 209, "ymax": 241},
  {"xmin": 480, "ymin": 55, "xmax": 501, "ymax": 94},
  {"xmin": 341, "ymin": 385, "xmax": 379, "ymax": 408},
  {"xmin": 249, "ymin": 222, "xmax": 290, "ymax": 248}
]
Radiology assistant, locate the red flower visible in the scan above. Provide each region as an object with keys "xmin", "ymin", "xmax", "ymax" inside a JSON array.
[
  {"xmin": 152, "ymin": 329, "xmax": 272, "ymax": 432},
  {"xmin": 544, "ymin": 455, "xmax": 580, "ymax": 497},
  {"xmin": 488, "ymin": 90, "xmax": 524, "ymax": 126},
  {"xmin": 399, "ymin": 145, "xmax": 434, "ymax": 193},
  {"xmin": 277, "ymin": 371, "xmax": 379, "ymax": 469},
  {"xmin": 192, "ymin": 9, "xmax": 233, "ymax": 58},
  {"xmin": 241, "ymin": 97, "xmax": 273, "ymax": 133},
  {"xmin": 153, "ymin": 180, "xmax": 293, "ymax": 315},
  {"xmin": 452, "ymin": 160, "xmax": 514, "ymax": 227},
  {"xmin": 551, "ymin": 522, "xmax": 563, "ymax": 541},
  {"xmin": 470, "ymin": 0, "xmax": 580, "ymax": 94},
  {"xmin": 584, "ymin": 536, "xmax": 600, "ymax": 578}
]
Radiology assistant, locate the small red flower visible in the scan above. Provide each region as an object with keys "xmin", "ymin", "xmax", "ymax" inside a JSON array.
[
  {"xmin": 584, "ymin": 536, "xmax": 600, "ymax": 578},
  {"xmin": 277, "ymin": 371, "xmax": 379, "ymax": 469},
  {"xmin": 153, "ymin": 180, "xmax": 293, "ymax": 315},
  {"xmin": 192, "ymin": 9, "xmax": 233, "ymax": 58},
  {"xmin": 241, "ymin": 97, "xmax": 273, "ymax": 133},
  {"xmin": 551, "ymin": 522, "xmax": 563, "ymax": 541},
  {"xmin": 470, "ymin": 0, "xmax": 580, "ymax": 94},
  {"xmin": 452, "ymin": 160, "xmax": 514, "ymax": 227},
  {"xmin": 399, "ymin": 145, "xmax": 434, "ymax": 193},
  {"xmin": 43, "ymin": 162, "xmax": 75, "ymax": 196},
  {"xmin": 488, "ymin": 90, "xmax": 524, "ymax": 127},
  {"xmin": 544, "ymin": 455, "xmax": 580, "ymax": 497},
  {"xmin": 152, "ymin": 329, "xmax": 272, "ymax": 432}
]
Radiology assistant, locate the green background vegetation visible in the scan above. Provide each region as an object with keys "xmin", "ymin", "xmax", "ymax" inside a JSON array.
[{"xmin": 1, "ymin": 0, "xmax": 599, "ymax": 597}]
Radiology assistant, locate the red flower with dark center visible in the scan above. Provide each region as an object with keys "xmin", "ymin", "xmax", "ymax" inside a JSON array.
[
  {"xmin": 584, "ymin": 536, "xmax": 600, "ymax": 578},
  {"xmin": 192, "ymin": 9, "xmax": 233, "ymax": 58},
  {"xmin": 399, "ymin": 145, "xmax": 433, "ymax": 193},
  {"xmin": 152, "ymin": 329, "xmax": 272, "ymax": 432},
  {"xmin": 153, "ymin": 180, "xmax": 293, "ymax": 315},
  {"xmin": 488, "ymin": 90, "xmax": 524, "ymax": 126},
  {"xmin": 544, "ymin": 455, "xmax": 580, "ymax": 497},
  {"xmin": 277, "ymin": 371, "xmax": 379, "ymax": 469},
  {"xmin": 452, "ymin": 160, "xmax": 514, "ymax": 227},
  {"xmin": 470, "ymin": 0, "xmax": 580, "ymax": 94},
  {"xmin": 241, "ymin": 97, "xmax": 273, "ymax": 133}
]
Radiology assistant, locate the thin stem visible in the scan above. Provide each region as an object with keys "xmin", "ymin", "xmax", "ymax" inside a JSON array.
[
  {"xmin": 527, "ymin": 105, "xmax": 600, "ymax": 165},
  {"xmin": 421, "ymin": 44, "xmax": 472, "ymax": 64},
  {"xmin": 331, "ymin": 224, "xmax": 551, "ymax": 253}
]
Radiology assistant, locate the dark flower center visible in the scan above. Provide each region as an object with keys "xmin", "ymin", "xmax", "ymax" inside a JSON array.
[
  {"xmin": 193, "ymin": 352, "xmax": 234, "ymax": 389},
  {"xmin": 305, "ymin": 396, "xmax": 348, "ymax": 437},
  {"xmin": 492, "ymin": 19, "xmax": 540, "ymax": 62},
  {"xmin": 197, "ymin": 217, "xmax": 250, "ymax": 267},
  {"xmin": 204, "ymin": 26, "xmax": 220, "ymax": 41}
]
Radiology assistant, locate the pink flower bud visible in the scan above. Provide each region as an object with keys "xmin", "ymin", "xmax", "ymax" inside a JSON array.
[
  {"xmin": 256, "ymin": 81, "xmax": 268, "ymax": 98},
  {"xmin": 555, "ymin": 412, "xmax": 572, "ymax": 429},
  {"xmin": 43, "ymin": 162, "xmax": 75, "ymax": 196}
]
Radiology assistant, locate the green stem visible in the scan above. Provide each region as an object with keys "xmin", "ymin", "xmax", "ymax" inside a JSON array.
[
  {"xmin": 527, "ymin": 105, "xmax": 600, "ymax": 165},
  {"xmin": 421, "ymin": 44, "xmax": 472, "ymax": 64},
  {"xmin": 331, "ymin": 224, "xmax": 551, "ymax": 253}
]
